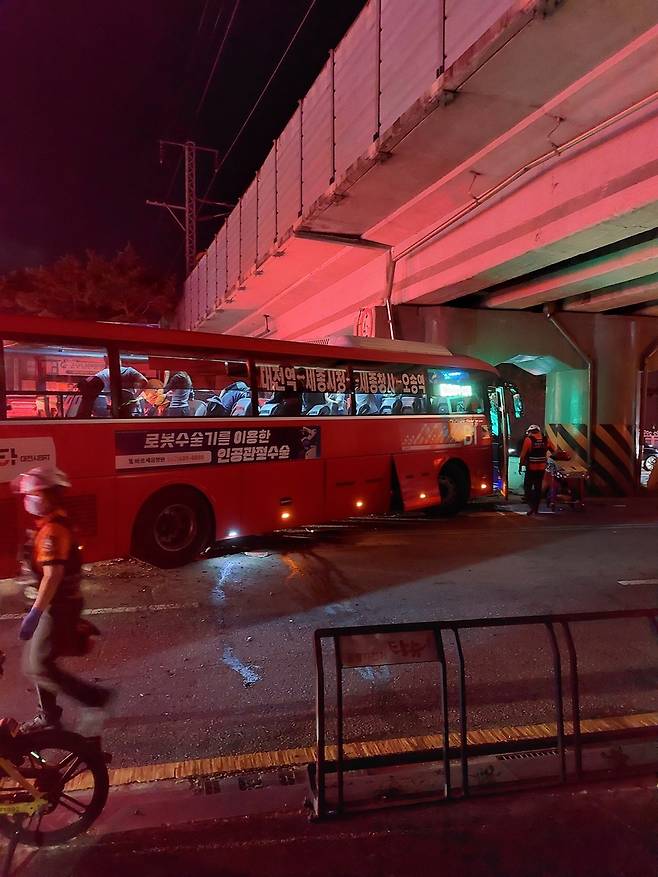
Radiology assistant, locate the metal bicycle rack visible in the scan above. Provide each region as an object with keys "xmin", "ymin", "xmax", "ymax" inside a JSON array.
[{"xmin": 310, "ymin": 608, "xmax": 658, "ymax": 818}]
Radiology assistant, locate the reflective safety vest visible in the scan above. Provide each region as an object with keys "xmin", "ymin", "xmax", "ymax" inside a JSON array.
[
  {"xmin": 26, "ymin": 510, "xmax": 82, "ymax": 603},
  {"xmin": 524, "ymin": 435, "xmax": 547, "ymax": 472}
]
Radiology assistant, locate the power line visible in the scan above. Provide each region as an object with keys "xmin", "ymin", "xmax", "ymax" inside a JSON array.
[
  {"xmin": 200, "ymin": 0, "xmax": 318, "ymax": 204},
  {"xmin": 146, "ymin": 3, "xmax": 218, "ymax": 256},
  {"xmin": 195, "ymin": 0, "xmax": 242, "ymax": 119},
  {"xmin": 148, "ymin": 1, "xmax": 237, "ymax": 268}
]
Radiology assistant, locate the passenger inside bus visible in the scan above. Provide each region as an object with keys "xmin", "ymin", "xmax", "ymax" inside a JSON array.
[
  {"xmin": 302, "ymin": 392, "xmax": 329, "ymax": 415},
  {"xmin": 355, "ymin": 393, "xmax": 384, "ymax": 415},
  {"xmin": 260, "ymin": 391, "xmax": 302, "ymax": 417},
  {"xmin": 75, "ymin": 376, "xmax": 104, "ymax": 419},
  {"xmin": 140, "ymin": 379, "xmax": 168, "ymax": 417},
  {"xmin": 219, "ymin": 380, "xmax": 251, "ymax": 415},
  {"xmin": 90, "ymin": 365, "xmax": 147, "ymax": 417},
  {"xmin": 163, "ymin": 371, "xmax": 194, "ymax": 416}
]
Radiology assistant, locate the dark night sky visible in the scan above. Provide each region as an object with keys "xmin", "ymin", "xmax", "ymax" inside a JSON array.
[{"xmin": 0, "ymin": 0, "xmax": 366, "ymax": 277}]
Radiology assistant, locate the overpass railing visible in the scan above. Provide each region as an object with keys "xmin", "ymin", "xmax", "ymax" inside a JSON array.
[{"xmin": 181, "ymin": 0, "xmax": 523, "ymax": 330}]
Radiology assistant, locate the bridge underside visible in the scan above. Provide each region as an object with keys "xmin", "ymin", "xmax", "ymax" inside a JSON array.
[
  {"xmin": 198, "ymin": 0, "xmax": 658, "ymax": 343},
  {"xmin": 190, "ymin": 0, "xmax": 658, "ymax": 494}
]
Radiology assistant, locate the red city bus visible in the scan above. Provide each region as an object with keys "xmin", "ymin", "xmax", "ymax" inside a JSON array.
[{"xmin": 0, "ymin": 315, "xmax": 510, "ymax": 576}]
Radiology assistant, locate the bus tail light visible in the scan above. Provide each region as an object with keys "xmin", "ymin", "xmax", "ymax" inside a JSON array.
[
  {"xmin": 480, "ymin": 482, "xmax": 488, "ymax": 491},
  {"xmin": 279, "ymin": 496, "xmax": 293, "ymax": 521},
  {"xmin": 355, "ymin": 499, "xmax": 364, "ymax": 509},
  {"xmin": 419, "ymin": 492, "xmax": 427, "ymax": 500}
]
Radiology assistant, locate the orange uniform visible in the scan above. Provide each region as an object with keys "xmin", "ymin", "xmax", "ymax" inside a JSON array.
[{"xmin": 30, "ymin": 509, "xmax": 81, "ymax": 602}]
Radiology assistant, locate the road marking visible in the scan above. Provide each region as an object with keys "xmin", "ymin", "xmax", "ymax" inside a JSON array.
[
  {"xmin": 618, "ymin": 579, "xmax": 658, "ymax": 586},
  {"xmin": 78, "ymin": 711, "xmax": 658, "ymax": 790},
  {"xmin": 222, "ymin": 646, "xmax": 261, "ymax": 687},
  {"xmin": 0, "ymin": 601, "xmax": 199, "ymax": 623}
]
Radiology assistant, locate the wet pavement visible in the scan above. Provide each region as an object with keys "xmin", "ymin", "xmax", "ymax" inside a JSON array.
[{"xmin": 1, "ymin": 498, "xmax": 657, "ymax": 768}]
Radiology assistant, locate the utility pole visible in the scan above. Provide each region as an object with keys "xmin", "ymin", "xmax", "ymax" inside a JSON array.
[
  {"xmin": 147, "ymin": 139, "xmax": 233, "ymax": 275},
  {"xmin": 183, "ymin": 141, "xmax": 197, "ymax": 278}
]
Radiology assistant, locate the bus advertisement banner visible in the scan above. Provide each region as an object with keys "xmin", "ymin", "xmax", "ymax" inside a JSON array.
[
  {"xmin": 114, "ymin": 425, "xmax": 320, "ymax": 470},
  {"xmin": 0, "ymin": 437, "xmax": 57, "ymax": 483}
]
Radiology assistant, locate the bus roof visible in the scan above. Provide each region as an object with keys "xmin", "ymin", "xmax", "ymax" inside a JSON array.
[{"xmin": 0, "ymin": 313, "xmax": 498, "ymax": 374}]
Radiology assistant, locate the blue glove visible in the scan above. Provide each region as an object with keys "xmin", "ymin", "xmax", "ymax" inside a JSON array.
[{"xmin": 19, "ymin": 607, "xmax": 42, "ymax": 641}]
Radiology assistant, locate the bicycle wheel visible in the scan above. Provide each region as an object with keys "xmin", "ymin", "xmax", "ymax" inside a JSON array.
[{"xmin": 0, "ymin": 729, "xmax": 109, "ymax": 846}]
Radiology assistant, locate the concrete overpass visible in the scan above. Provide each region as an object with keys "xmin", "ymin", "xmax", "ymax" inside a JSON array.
[{"xmin": 178, "ymin": 0, "xmax": 658, "ymax": 493}]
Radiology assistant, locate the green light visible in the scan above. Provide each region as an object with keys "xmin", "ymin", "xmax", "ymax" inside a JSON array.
[{"xmin": 439, "ymin": 383, "xmax": 472, "ymax": 397}]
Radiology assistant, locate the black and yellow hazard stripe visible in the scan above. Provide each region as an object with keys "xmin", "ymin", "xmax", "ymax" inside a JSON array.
[
  {"xmin": 66, "ymin": 711, "xmax": 658, "ymax": 790},
  {"xmin": 547, "ymin": 422, "xmax": 636, "ymax": 495},
  {"xmin": 547, "ymin": 423, "xmax": 588, "ymax": 467},
  {"xmin": 591, "ymin": 423, "xmax": 635, "ymax": 495}
]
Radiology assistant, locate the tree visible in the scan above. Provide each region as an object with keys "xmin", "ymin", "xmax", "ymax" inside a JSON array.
[{"xmin": 0, "ymin": 245, "xmax": 177, "ymax": 323}]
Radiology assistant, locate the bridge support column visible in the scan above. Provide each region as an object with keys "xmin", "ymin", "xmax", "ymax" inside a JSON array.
[
  {"xmin": 545, "ymin": 369, "xmax": 590, "ymax": 473},
  {"xmin": 390, "ymin": 304, "xmax": 658, "ymax": 495}
]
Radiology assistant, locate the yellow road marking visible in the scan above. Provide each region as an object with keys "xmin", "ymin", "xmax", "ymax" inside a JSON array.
[{"xmin": 93, "ymin": 711, "xmax": 658, "ymax": 789}]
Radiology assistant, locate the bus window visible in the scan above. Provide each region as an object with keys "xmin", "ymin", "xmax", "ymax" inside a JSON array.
[
  {"xmin": 427, "ymin": 369, "xmax": 486, "ymax": 415},
  {"xmin": 2, "ymin": 340, "xmax": 111, "ymax": 419},
  {"xmin": 120, "ymin": 350, "xmax": 249, "ymax": 417},
  {"xmin": 353, "ymin": 364, "xmax": 427, "ymax": 415},
  {"xmin": 256, "ymin": 362, "xmax": 351, "ymax": 416}
]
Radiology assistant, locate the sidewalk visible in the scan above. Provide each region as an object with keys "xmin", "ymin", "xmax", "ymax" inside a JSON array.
[{"xmin": 12, "ymin": 770, "xmax": 657, "ymax": 877}]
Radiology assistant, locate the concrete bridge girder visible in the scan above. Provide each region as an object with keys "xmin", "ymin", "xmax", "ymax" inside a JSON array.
[
  {"xmin": 393, "ymin": 106, "xmax": 658, "ymax": 307},
  {"xmin": 197, "ymin": 1, "xmax": 658, "ymax": 340},
  {"xmin": 563, "ymin": 274, "xmax": 658, "ymax": 313}
]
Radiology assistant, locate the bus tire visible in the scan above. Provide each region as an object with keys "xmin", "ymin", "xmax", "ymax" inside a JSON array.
[
  {"xmin": 132, "ymin": 485, "xmax": 213, "ymax": 568},
  {"xmin": 436, "ymin": 463, "xmax": 470, "ymax": 516}
]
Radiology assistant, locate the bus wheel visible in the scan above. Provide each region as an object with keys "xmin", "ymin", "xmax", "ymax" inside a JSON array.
[
  {"xmin": 133, "ymin": 486, "xmax": 212, "ymax": 568},
  {"xmin": 437, "ymin": 464, "xmax": 469, "ymax": 516}
]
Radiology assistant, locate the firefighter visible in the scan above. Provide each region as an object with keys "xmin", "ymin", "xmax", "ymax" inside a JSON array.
[
  {"xmin": 519, "ymin": 425, "xmax": 548, "ymax": 516},
  {"xmin": 13, "ymin": 466, "xmax": 111, "ymax": 731}
]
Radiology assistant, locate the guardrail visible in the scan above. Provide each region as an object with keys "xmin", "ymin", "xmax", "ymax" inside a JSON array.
[{"xmin": 311, "ymin": 607, "xmax": 658, "ymax": 817}]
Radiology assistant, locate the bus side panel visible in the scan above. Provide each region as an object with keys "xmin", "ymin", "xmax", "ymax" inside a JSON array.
[
  {"xmin": 240, "ymin": 459, "xmax": 325, "ymax": 533},
  {"xmin": 393, "ymin": 451, "xmax": 442, "ymax": 512},
  {"xmin": 460, "ymin": 445, "xmax": 494, "ymax": 497},
  {"xmin": 113, "ymin": 459, "xmax": 325, "ymax": 551},
  {"xmin": 0, "ymin": 425, "xmax": 118, "ymax": 574},
  {"xmin": 324, "ymin": 456, "xmax": 391, "ymax": 519},
  {"xmin": 113, "ymin": 466, "xmax": 244, "ymax": 555}
]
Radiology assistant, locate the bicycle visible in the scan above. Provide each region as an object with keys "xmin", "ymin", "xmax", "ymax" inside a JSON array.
[{"xmin": 0, "ymin": 656, "xmax": 111, "ymax": 875}]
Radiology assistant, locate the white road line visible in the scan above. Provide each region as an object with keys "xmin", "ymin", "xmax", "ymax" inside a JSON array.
[
  {"xmin": 0, "ymin": 601, "xmax": 199, "ymax": 622},
  {"xmin": 618, "ymin": 579, "xmax": 658, "ymax": 586}
]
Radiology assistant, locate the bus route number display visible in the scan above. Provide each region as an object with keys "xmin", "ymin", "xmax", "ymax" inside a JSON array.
[{"xmin": 115, "ymin": 426, "xmax": 320, "ymax": 470}]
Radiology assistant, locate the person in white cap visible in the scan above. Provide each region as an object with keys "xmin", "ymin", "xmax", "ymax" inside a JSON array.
[
  {"xmin": 519, "ymin": 425, "xmax": 549, "ymax": 515},
  {"xmin": 12, "ymin": 466, "xmax": 111, "ymax": 731}
]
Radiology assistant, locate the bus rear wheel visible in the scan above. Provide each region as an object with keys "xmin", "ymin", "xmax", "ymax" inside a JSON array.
[
  {"xmin": 133, "ymin": 486, "xmax": 212, "ymax": 568},
  {"xmin": 436, "ymin": 464, "xmax": 469, "ymax": 516}
]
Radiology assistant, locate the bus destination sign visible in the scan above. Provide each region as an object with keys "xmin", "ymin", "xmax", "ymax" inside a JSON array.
[
  {"xmin": 257, "ymin": 364, "xmax": 348, "ymax": 394},
  {"xmin": 115, "ymin": 426, "xmax": 320, "ymax": 471}
]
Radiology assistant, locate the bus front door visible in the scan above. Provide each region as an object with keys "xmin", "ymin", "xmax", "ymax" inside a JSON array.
[{"xmin": 488, "ymin": 385, "xmax": 509, "ymax": 499}]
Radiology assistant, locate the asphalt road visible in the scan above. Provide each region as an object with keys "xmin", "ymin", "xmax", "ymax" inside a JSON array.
[{"xmin": 1, "ymin": 499, "xmax": 657, "ymax": 768}]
